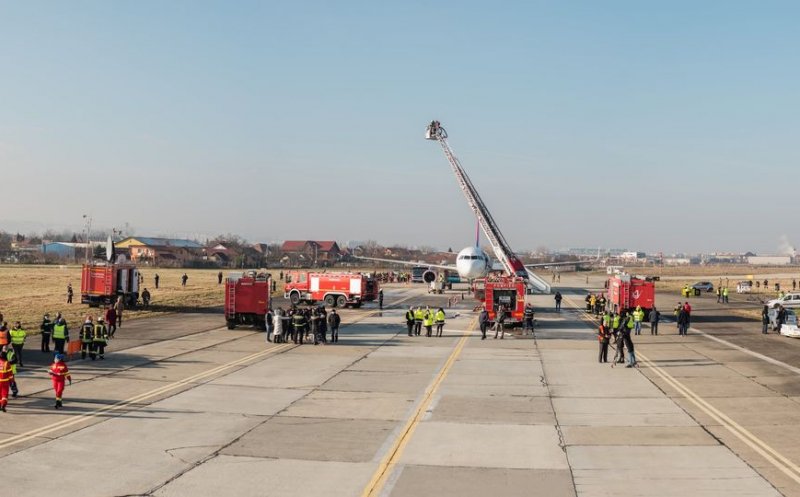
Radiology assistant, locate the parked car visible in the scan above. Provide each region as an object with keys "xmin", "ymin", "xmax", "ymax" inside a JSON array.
[
  {"xmin": 691, "ymin": 281, "xmax": 714, "ymax": 293},
  {"xmin": 767, "ymin": 293, "xmax": 800, "ymax": 309}
]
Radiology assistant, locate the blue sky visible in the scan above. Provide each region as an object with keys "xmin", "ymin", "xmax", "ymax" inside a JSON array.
[{"xmin": 1, "ymin": 1, "xmax": 798, "ymax": 254}]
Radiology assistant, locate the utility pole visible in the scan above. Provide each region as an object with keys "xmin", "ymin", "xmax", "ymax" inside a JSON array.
[{"xmin": 82, "ymin": 214, "xmax": 93, "ymax": 263}]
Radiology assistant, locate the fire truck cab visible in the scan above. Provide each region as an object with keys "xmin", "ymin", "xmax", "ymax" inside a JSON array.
[
  {"xmin": 225, "ymin": 271, "xmax": 271, "ymax": 330},
  {"xmin": 284, "ymin": 271, "xmax": 378, "ymax": 308}
]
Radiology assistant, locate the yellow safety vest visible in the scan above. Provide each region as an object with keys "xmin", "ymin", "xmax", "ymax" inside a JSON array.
[
  {"xmin": 423, "ymin": 313, "xmax": 433, "ymax": 326},
  {"xmin": 9, "ymin": 328, "xmax": 26, "ymax": 345},
  {"xmin": 435, "ymin": 311, "xmax": 445, "ymax": 323},
  {"xmin": 414, "ymin": 310, "xmax": 424, "ymax": 321},
  {"xmin": 53, "ymin": 323, "xmax": 67, "ymax": 339}
]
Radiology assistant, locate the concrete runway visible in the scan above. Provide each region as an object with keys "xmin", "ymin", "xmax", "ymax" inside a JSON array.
[{"xmin": 3, "ymin": 279, "xmax": 800, "ymax": 496}]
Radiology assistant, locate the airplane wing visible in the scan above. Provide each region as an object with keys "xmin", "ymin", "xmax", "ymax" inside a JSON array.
[
  {"xmin": 525, "ymin": 260, "xmax": 596, "ymax": 268},
  {"xmin": 353, "ymin": 256, "xmax": 456, "ymax": 272}
]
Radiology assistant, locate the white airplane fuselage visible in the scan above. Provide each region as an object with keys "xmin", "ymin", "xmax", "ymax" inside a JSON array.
[{"xmin": 455, "ymin": 246, "xmax": 491, "ymax": 280}]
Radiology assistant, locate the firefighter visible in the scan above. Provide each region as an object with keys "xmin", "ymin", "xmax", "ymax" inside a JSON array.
[
  {"xmin": 435, "ymin": 307, "xmax": 446, "ymax": 337},
  {"xmin": 598, "ymin": 295, "xmax": 606, "ymax": 314},
  {"xmin": 585, "ymin": 294, "xmax": 592, "ymax": 312},
  {"xmin": 311, "ymin": 309, "xmax": 321, "ymax": 345},
  {"xmin": 523, "ymin": 303, "xmax": 535, "ymax": 334},
  {"xmin": 405, "ymin": 307, "xmax": 415, "ymax": 337},
  {"xmin": 40, "ymin": 313, "xmax": 53, "ymax": 353},
  {"xmin": 414, "ymin": 307, "xmax": 424, "ymax": 336},
  {"xmin": 598, "ymin": 322, "xmax": 610, "ymax": 363},
  {"xmin": 423, "ymin": 308, "xmax": 434, "ymax": 337},
  {"xmin": 327, "ymin": 309, "xmax": 340, "ymax": 343},
  {"xmin": 0, "ymin": 351, "xmax": 13, "ymax": 412},
  {"xmin": 292, "ymin": 310, "xmax": 306, "ymax": 345},
  {"xmin": 4, "ymin": 346, "xmax": 19, "ymax": 398},
  {"xmin": 52, "ymin": 313, "xmax": 69, "ymax": 354},
  {"xmin": 93, "ymin": 317, "xmax": 109, "ymax": 360},
  {"xmin": 48, "ymin": 353, "xmax": 72, "ymax": 409},
  {"xmin": 9, "ymin": 321, "xmax": 27, "ymax": 367},
  {"xmin": 318, "ymin": 307, "xmax": 328, "ymax": 344},
  {"xmin": 632, "ymin": 306, "xmax": 644, "ymax": 336},
  {"xmin": 80, "ymin": 316, "xmax": 94, "ymax": 360},
  {"xmin": 494, "ymin": 305, "xmax": 507, "ymax": 339}
]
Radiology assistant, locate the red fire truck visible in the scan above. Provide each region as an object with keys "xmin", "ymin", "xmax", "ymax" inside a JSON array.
[
  {"xmin": 225, "ymin": 271, "xmax": 272, "ymax": 330},
  {"xmin": 474, "ymin": 275, "xmax": 526, "ymax": 325},
  {"xmin": 81, "ymin": 262, "xmax": 140, "ymax": 307},
  {"xmin": 606, "ymin": 273, "xmax": 656, "ymax": 317},
  {"xmin": 284, "ymin": 271, "xmax": 379, "ymax": 308}
]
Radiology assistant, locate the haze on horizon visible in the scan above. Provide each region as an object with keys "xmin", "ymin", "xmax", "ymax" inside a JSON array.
[{"xmin": 2, "ymin": 1, "xmax": 798, "ymax": 255}]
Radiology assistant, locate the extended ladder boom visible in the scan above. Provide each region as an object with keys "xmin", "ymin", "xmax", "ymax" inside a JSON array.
[{"xmin": 425, "ymin": 121, "xmax": 551, "ymax": 293}]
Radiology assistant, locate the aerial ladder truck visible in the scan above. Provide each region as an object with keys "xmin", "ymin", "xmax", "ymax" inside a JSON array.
[{"xmin": 425, "ymin": 120, "xmax": 551, "ymax": 296}]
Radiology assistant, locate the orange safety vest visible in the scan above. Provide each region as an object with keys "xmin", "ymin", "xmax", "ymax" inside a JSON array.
[
  {"xmin": 0, "ymin": 331, "xmax": 8, "ymax": 346},
  {"xmin": 0, "ymin": 360, "xmax": 13, "ymax": 382}
]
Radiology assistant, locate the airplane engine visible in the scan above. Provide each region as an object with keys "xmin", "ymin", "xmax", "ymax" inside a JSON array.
[{"xmin": 422, "ymin": 270, "xmax": 437, "ymax": 284}]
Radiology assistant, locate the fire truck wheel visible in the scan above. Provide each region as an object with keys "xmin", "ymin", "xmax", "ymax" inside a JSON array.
[
  {"xmin": 289, "ymin": 292, "xmax": 301, "ymax": 305},
  {"xmin": 336, "ymin": 295, "xmax": 347, "ymax": 308},
  {"xmin": 324, "ymin": 295, "xmax": 336, "ymax": 307},
  {"xmin": 226, "ymin": 320, "xmax": 236, "ymax": 330}
]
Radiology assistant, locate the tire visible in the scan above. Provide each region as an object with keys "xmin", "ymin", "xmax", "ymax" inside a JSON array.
[
  {"xmin": 226, "ymin": 320, "xmax": 236, "ymax": 330},
  {"xmin": 324, "ymin": 295, "xmax": 336, "ymax": 307},
  {"xmin": 289, "ymin": 292, "xmax": 301, "ymax": 305},
  {"xmin": 336, "ymin": 295, "xmax": 347, "ymax": 308}
]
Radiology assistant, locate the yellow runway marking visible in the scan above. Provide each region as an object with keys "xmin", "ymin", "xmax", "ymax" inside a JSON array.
[
  {"xmin": 361, "ymin": 316, "xmax": 476, "ymax": 497},
  {"xmin": 0, "ymin": 290, "xmax": 424, "ymax": 451},
  {"xmin": 0, "ymin": 343, "xmax": 294, "ymax": 450},
  {"xmin": 561, "ymin": 293, "xmax": 800, "ymax": 485}
]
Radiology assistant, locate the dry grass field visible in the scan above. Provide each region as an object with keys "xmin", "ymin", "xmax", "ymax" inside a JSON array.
[{"xmin": 0, "ymin": 265, "xmax": 231, "ymax": 332}]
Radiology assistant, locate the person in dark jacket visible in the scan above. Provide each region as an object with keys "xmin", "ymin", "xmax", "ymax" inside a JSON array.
[
  {"xmin": 776, "ymin": 305, "xmax": 787, "ymax": 332},
  {"xmin": 598, "ymin": 323, "xmax": 611, "ymax": 363},
  {"xmin": 761, "ymin": 305, "xmax": 770, "ymax": 334},
  {"xmin": 649, "ymin": 306, "xmax": 660, "ymax": 335},
  {"xmin": 405, "ymin": 307, "xmax": 415, "ymax": 337},
  {"xmin": 677, "ymin": 308, "xmax": 690, "ymax": 336},
  {"xmin": 479, "ymin": 307, "xmax": 490, "ymax": 340},
  {"xmin": 40, "ymin": 313, "xmax": 53, "ymax": 353},
  {"xmin": 327, "ymin": 309, "xmax": 341, "ymax": 343},
  {"xmin": 494, "ymin": 306, "xmax": 507, "ymax": 339}
]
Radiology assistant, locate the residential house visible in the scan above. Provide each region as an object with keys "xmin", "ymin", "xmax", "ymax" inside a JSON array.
[{"xmin": 115, "ymin": 237, "xmax": 204, "ymax": 266}]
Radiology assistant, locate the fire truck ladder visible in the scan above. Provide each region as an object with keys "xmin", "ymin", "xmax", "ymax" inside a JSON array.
[
  {"xmin": 226, "ymin": 281, "xmax": 236, "ymax": 320},
  {"xmin": 425, "ymin": 121, "xmax": 551, "ymax": 294}
]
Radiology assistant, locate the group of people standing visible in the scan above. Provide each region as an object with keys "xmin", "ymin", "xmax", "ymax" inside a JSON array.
[
  {"xmin": 405, "ymin": 306, "xmax": 446, "ymax": 337},
  {"xmin": 597, "ymin": 305, "xmax": 663, "ymax": 367},
  {"xmin": 268, "ymin": 306, "xmax": 341, "ymax": 345}
]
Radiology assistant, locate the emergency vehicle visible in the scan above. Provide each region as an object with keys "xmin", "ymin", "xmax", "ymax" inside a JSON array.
[
  {"xmin": 475, "ymin": 275, "xmax": 526, "ymax": 325},
  {"xmin": 80, "ymin": 262, "xmax": 139, "ymax": 307},
  {"xmin": 225, "ymin": 271, "xmax": 271, "ymax": 330},
  {"xmin": 284, "ymin": 271, "xmax": 379, "ymax": 308},
  {"xmin": 606, "ymin": 273, "xmax": 656, "ymax": 318}
]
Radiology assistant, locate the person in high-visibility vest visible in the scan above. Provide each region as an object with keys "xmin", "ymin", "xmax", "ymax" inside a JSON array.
[
  {"xmin": 80, "ymin": 317, "xmax": 94, "ymax": 360},
  {"xmin": 0, "ymin": 350, "xmax": 13, "ymax": 412},
  {"xmin": 9, "ymin": 322, "xmax": 26, "ymax": 367},
  {"xmin": 723, "ymin": 287, "xmax": 730, "ymax": 304},
  {"xmin": 48, "ymin": 353, "xmax": 72, "ymax": 409},
  {"xmin": 0, "ymin": 322, "xmax": 9, "ymax": 350},
  {"xmin": 632, "ymin": 306, "xmax": 645, "ymax": 336},
  {"xmin": 4, "ymin": 346, "xmax": 19, "ymax": 398},
  {"xmin": 52, "ymin": 314, "xmax": 69, "ymax": 354},
  {"xmin": 423, "ymin": 308, "xmax": 434, "ymax": 337},
  {"xmin": 93, "ymin": 317, "xmax": 109, "ymax": 360},
  {"xmin": 602, "ymin": 311, "xmax": 611, "ymax": 329},
  {"xmin": 413, "ymin": 307, "xmax": 424, "ymax": 336},
  {"xmin": 405, "ymin": 307, "xmax": 415, "ymax": 337},
  {"xmin": 434, "ymin": 308, "xmax": 446, "ymax": 337}
]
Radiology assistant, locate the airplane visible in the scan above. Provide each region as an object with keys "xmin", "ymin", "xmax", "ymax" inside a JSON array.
[{"xmin": 355, "ymin": 224, "xmax": 595, "ymax": 284}]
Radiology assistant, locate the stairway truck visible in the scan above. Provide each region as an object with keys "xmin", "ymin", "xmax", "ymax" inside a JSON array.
[
  {"xmin": 225, "ymin": 271, "xmax": 271, "ymax": 330},
  {"xmin": 606, "ymin": 273, "xmax": 655, "ymax": 317},
  {"xmin": 81, "ymin": 262, "xmax": 139, "ymax": 307},
  {"xmin": 478, "ymin": 276, "xmax": 526, "ymax": 325},
  {"xmin": 284, "ymin": 271, "xmax": 379, "ymax": 308}
]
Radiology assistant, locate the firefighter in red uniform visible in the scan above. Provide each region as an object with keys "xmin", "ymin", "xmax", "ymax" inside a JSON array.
[
  {"xmin": 48, "ymin": 354, "xmax": 72, "ymax": 409},
  {"xmin": 0, "ymin": 351, "xmax": 14, "ymax": 411}
]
